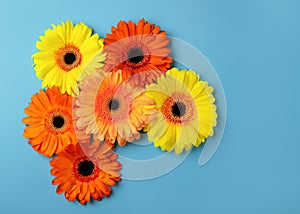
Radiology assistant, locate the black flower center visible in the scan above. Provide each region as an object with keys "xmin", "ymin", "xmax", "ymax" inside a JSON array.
[
  {"xmin": 52, "ymin": 116, "xmax": 65, "ymax": 128},
  {"xmin": 127, "ymin": 47, "xmax": 144, "ymax": 64},
  {"xmin": 77, "ymin": 160, "xmax": 94, "ymax": 176},
  {"xmin": 64, "ymin": 52, "xmax": 76, "ymax": 65},
  {"xmin": 171, "ymin": 102, "xmax": 186, "ymax": 117},
  {"xmin": 109, "ymin": 99, "xmax": 120, "ymax": 111}
]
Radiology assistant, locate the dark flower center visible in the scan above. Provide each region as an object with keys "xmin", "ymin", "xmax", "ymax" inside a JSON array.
[
  {"xmin": 64, "ymin": 52, "xmax": 76, "ymax": 65},
  {"xmin": 171, "ymin": 102, "xmax": 186, "ymax": 117},
  {"xmin": 52, "ymin": 116, "xmax": 65, "ymax": 128},
  {"xmin": 77, "ymin": 160, "xmax": 95, "ymax": 176},
  {"xmin": 109, "ymin": 99, "xmax": 120, "ymax": 111},
  {"xmin": 127, "ymin": 47, "xmax": 144, "ymax": 64}
]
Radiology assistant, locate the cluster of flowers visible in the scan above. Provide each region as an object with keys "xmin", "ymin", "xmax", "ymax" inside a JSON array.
[{"xmin": 23, "ymin": 19, "xmax": 217, "ymax": 204}]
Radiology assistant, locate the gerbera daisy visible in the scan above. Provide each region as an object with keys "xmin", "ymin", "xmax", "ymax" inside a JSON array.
[
  {"xmin": 33, "ymin": 20, "xmax": 106, "ymax": 96},
  {"xmin": 50, "ymin": 142, "xmax": 121, "ymax": 204},
  {"xmin": 22, "ymin": 87, "xmax": 76, "ymax": 157},
  {"xmin": 75, "ymin": 69, "xmax": 156, "ymax": 146},
  {"xmin": 144, "ymin": 68, "xmax": 218, "ymax": 154},
  {"xmin": 103, "ymin": 18, "xmax": 172, "ymax": 87}
]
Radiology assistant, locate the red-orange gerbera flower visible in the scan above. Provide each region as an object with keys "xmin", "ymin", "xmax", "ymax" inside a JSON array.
[
  {"xmin": 22, "ymin": 87, "xmax": 76, "ymax": 157},
  {"xmin": 103, "ymin": 18, "xmax": 172, "ymax": 87},
  {"xmin": 50, "ymin": 142, "xmax": 121, "ymax": 204}
]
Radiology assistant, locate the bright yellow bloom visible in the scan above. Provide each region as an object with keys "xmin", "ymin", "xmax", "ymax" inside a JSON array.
[
  {"xmin": 145, "ymin": 68, "xmax": 217, "ymax": 154},
  {"xmin": 33, "ymin": 20, "xmax": 106, "ymax": 96}
]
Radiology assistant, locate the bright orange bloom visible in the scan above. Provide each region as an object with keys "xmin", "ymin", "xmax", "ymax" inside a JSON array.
[
  {"xmin": 22, "ymin": 87, "xmax": 76, "ymax": 157},
  {"xmin": 50, "ymin": 142, "xmax": 121, "ymax": 204},
  {"xmin": 75, "ymin": 70, "xmax": 156, "ymax": 146},
  {"xmin": 103, "ymin": 18, "xmax": 172, "ymax": 87}
]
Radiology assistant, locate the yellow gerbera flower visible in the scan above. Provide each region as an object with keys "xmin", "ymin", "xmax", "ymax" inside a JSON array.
[
  {"xmin": 144, "ymin": 68, "xmax": 217, "ymax": 154},
  {"xmin": 32, "ymin": 20, "xmax": 106, "ymax": 96}
]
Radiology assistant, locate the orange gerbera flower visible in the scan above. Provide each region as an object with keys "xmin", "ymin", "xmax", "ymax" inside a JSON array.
[
  {"xmin": 75, "ymin": 69, "xmax": 156, "ymax": 146},
  {"xmin": 103, "ymin": 18, "xmax": 172, "ymax": 87},
  {"xmin": 50, "ymin": 142, "xmax": 121, "ymax": 204},
  {"xmin": 22, "ymin": 87, "xmax": 76, "ymax": 157}
]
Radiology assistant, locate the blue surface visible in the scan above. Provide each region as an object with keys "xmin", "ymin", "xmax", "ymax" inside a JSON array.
[{"xmin": 1, "ymin": 0, "xmax": 300, "ymax": 213}]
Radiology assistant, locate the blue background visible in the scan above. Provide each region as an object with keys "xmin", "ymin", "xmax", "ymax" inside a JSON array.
[{"xmin": 1, "ymin": 0, "xmax": 299, "ymax": 213}]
